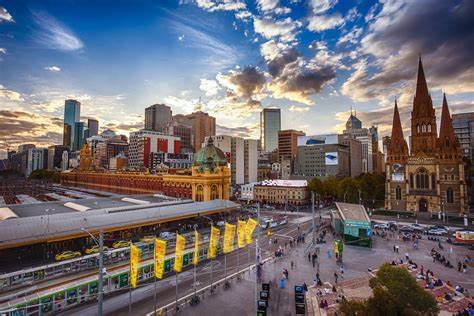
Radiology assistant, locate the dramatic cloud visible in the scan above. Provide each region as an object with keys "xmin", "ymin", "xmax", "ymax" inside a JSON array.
[
  {"xmin": 0, "ymin": 84, "xmax": 23, "ymax": 101},
  {"xmin": 0, "ymin": 6, "xmax": 14, "ymax": 23},
  {"xmin": 32, "ymin": 10, "xmax": 84, "ymax": 51},
  {"xmin": 309, "ymin": 0, "xmax": 338, "ymax": 15},
  {"xmin": 337, "ymin": 26, "xmax": 363, "ymax": 45},
  {"xmin": 307, "ymin": 13, "xmax": 344, "ymax": 32},
  {"xmin": 235, "ymin": 10, "xmax": 252, "ymax": 21},
  {"xmin": 195, "ymin": 0, "xmax": 246, "ymax": 12},
  {"xmin": 217, "ymin": 66, "xmax": 266, "ymax": 99},
  {"xmin": 253, "ymin": 17, "xmax": 301, "ymax": 42},
  {"xmin": 256, "ymin": 0, "xmax": 291, "ymax": 15},
  {"xmin": 343, "ymin": 0, "xmax": 474, "ymax": 102},
  {"xmin": 216, "ymin": 123, "xmax": 259, "ymax": 138},
  {"xmin": 199, "ymin": 79, "xmax": 220, "ymax": 96},
  {"xmin": 289, "ymin": 105, "xmax": 310, "ymax": 112},
  {"xmin": 44, "ymin": 66, "xmax": 61, "ymax": 72}
]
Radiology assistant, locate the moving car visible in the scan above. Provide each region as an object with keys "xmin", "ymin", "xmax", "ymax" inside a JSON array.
[
  {"xmin": 85, "ymin": 245, "xmax": 109, "ymax": 255},
  {"xmin": 55, "ymin": 251, "xmax": 82, "ymax": 261},
  {"xmin": 112, "ymin": 240, "xmax": 131, "ymax": 249}
]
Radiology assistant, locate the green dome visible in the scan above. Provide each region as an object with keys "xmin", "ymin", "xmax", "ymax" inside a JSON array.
[{"xmin": 194, "ymin": 137, "xmax": 227, "ymax": 168}]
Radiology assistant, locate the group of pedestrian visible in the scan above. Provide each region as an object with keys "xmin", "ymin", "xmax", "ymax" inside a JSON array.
[
  {"xmin": 282, "ymin": 268, "xmax": 289, "ymax": 280},
  {"xmin": 392, "ymin": 244, "xmax": 400, "ymax": 253},
  {"xmin": 307, "ymin": 251, "xmax": 319, "ymax": 268},
  {"xmin": 457, "ymin": 261, "xmax": 468, "ymax": 273},
  {"xmin": 430, "ymin": 248, "xmax": 453, "ymax": 268}
]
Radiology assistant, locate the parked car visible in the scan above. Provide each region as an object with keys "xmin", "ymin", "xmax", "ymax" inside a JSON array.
[
  {"xmin": 55, "ymin": 251, "xmax": 82, "ymax": 261},
  {"xmin": 85, "ymin": 245, "xmax": 109, "ymax": 255},
  {"xmin": 112, "ymin": 240, "xmax": 131, "ymax": 249},
  {"xmin": 428, "ymin": 225, "xmax": 449, "ymax": 231},
  {"xmin": 373, "ymin": 223, "xmax": 390, "ymax": 230},
  {"xmin": 408, "ymin": 223, "xmax": 424, "ymax": 232},
  {"xmin": 400, "ymin": 225, "xmax": 416, "ymax": 233},
  {"xmin": 387, "ymin": 221, "xmax": 398, "ymax": 229},
  {"xmin": 427, "ymin": 228, "xmax": 448, "ymax": 236}
]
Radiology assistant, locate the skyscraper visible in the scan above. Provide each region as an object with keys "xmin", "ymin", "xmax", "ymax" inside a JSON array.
[
  {"xmin": 145, "ymin": 104, "xmax": 172, "ymax": 132},
  {"xmin": 87, "ymin": 118, "xmax": 99, "ymax": 137},
  {"xmin": 174, "ymin": 111, "xmax": 216, "ymax": 151},
  {"xmin": 260, "ymin": 108, "xmax": 281, "ymax": 153},
  {"xmin": 74, "ymin": 122, "xmax": 85, "ymax": 151},
  {"xmin": 63, "ymin": 99, "xmax": 81, "ymax": 150}
]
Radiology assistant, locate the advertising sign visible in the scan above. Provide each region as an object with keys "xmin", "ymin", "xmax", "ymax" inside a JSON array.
[
  {"xmin": 223, "ymin": 223, "xmax": 236, "ymax": 254},
  {"xmin": 130, "ymin": 244, "xmax": 140, "ymax": 288},
  {"xmin": 154, "ymin": 239, "xmax": 166, "ymax": 279},
  {"xmin": 208, "ymin": 226, "xmax": 220, "ymax": 259},
  {"xmin": 237, "ymin": 220, "xmax": 246, "ymax": 248},
  {"xmin": 174, "ymin": 234, "xmax": 185, "ymax": 272},
  {"xmin": 245, "ymin": 218, "xmax": 258, "ymax": 245},
  {"xmin": 325, "ymin": 152, "xmax": 338, "ymax": 165},
  {"xmin": 193, "ymin": 230, "xmax": 200, "ymax": 266}
]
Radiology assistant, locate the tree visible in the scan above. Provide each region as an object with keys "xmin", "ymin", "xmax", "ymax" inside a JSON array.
[{"xmin": 341, "ymin": 264, "xmax": 438, "ymax": 316}]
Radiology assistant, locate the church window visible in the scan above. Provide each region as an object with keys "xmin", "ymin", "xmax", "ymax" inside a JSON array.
[
  {"xmin": 415, "ymin": 168, "xmax": 429, "ymax": 189},
  {"xmin": 422, "ymin": 124, "xmax": 426, "ymax": 133},
  {"xmin": 417, "ymin": 125, "xmax": 420, "ymax": 133},
  {"xmin": 210, "ymin": 185, "xmax": 218, "ymax": 200},
  {"xmin": 431, "ymin": 174, "xmax": 436, "ymax": 189},
  {"xmin": 395, "ymin": 186, "xmax": 402, "ymax": 200},
  {"xmin": 446, "ymin": 187, "xmax": 454, "ymax": 203},
  {"xmin": 409, "ymin": 173, "xmax": 414, "ymax": 189},
  {"xmin": 427, "ymin": 124, "xmax": 431, "ymax": 132}
]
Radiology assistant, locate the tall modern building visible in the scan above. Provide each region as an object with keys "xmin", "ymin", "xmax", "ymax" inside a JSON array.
[
  {"xmin": 87, "ymin": 119, "xmax": 99, "ymax": 137},
  {"xmin": 452, "ymin": 112, "xmax": 474, "ymax": 161},
  {"xmin": 145, "ymin": 104, "xmax": 172, "ymax": 132},
  {"xmin": 174, "ymin": 111, "xmax": 216, "ymax": 152},
  {"xmin": 342, "ymin": 112, "xmax": 374, "ymax": 173},
  {"xmin": 63, "ymin": 99, "xmax": 81, "ymax": 149},
  {"xmin": 260, "ymin": 108, "xmax": 281, "ymax": 153},
  {"xmin": 74, "ymin": 122, "xmax": 85, "ymax": 151}
]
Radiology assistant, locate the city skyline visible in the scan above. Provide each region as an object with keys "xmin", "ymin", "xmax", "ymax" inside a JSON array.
[{"xmin": 1, "ymin": 0, "xmax": 473, "ymax": 158}]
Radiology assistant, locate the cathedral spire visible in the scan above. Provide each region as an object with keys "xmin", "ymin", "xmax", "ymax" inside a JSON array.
[
  {"xmin": 387, "ymin": 99, "xmax": 408, "ymax": 162},
  {"xmin": 415, "ymin": 56, "xmax": 429, "ymax": 101},
  {"xmin": 438, "ymin": 93, "xmax": 460, "ymax": 158}
]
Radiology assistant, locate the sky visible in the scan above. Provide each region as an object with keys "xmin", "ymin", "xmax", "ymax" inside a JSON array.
[{"xmin": 0, "ymin": 0, "xmax": 473, "ymax": 158}]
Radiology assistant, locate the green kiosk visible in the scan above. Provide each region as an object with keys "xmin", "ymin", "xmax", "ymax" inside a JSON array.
[{"xmin": 332, "ymin": 202, "xmax": 372, "ymax": 247}]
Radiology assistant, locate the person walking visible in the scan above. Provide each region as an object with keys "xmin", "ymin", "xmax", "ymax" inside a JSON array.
[
  {"xmin": 308, "ymin": 252, "xmax": 311, "ymax": 262},
  {"xmin": 334, "ymin": 271, "xmax": 338, "ymax": 284},
  {"xmin": 340, "ymin": 266, "xmax": 344, "ymax": 278}
]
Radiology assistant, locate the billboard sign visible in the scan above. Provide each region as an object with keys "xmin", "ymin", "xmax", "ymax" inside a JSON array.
[{"xmin": 325, "ymin": 152, "xmax": 338, "ymax": 165}]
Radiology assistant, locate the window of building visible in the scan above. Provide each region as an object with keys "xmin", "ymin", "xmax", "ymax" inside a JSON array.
[
  {"xmin": 446, "ymin": 187, "xmax": 454, "ymax": 203},
  {"xmin": 210, "ymin": 185, "xmax": 218, "ymax": 200},
  {"xmin": 427, "ymin": 124, "xmax": 431, "ymax": 132},
  {"xmin": 409, "ymin": 173, "xmax": 414, "ymax": 189},
  {"xmin": 415, "ymin": 168, "xmax": 429, "ymax": 189},
  {"xmin": 196, "ymin": 185, "xmax": 204, "ymax": 202},
  {"xmin": 431, "ymin": 174, "xmax": 436, "ymax": 189},
  {"xmin": 395, "ymin": 186, "xmax": 401, "ymax": 200},
  {"xmin": 421, "ymin": 124, "xmax": 426, "ymax": 133}
]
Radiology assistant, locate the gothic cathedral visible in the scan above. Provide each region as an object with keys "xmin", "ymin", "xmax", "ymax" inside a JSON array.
[{"xmin": 385, "ymin": 58, "xmax": 468, "ymax": 215}]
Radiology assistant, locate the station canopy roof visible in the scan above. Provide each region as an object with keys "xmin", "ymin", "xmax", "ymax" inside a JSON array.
[
  {"xmin": 335, "ymin": 202, "xmax": 370, "ymax": 223},
  {"xmin": 0, "ymin": 194, "xmax": 238, "ymax": 250}
]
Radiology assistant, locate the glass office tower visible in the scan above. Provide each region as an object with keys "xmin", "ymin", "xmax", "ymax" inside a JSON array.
[
  {"xmin": 260, "ymin": 108, "xmax": 281, "ymax": 152},
  {"xmin": 63, "ymin": 99, "xmax": 81, "ymax": 150}
]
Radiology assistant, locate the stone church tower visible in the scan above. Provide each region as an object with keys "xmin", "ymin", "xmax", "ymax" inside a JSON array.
[{"xmin": 385, "ymin": 58, "xmax": 467, "ymax": 215}]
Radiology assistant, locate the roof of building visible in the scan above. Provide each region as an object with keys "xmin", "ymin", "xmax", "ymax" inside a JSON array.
[
  {"xmin": 335, "ymin": 202, "xmax": 370, "ymax": 223},
  {"xmin": 194, "ymin": 137, "xmax": 227, "ymax": 167},
  {"xmin": 257, "ymin": 179, "xmax": 308, "ymax": 187},
  {"xmin": 0, "ymin": 198, "xmax": 238, "ymax": 250}
]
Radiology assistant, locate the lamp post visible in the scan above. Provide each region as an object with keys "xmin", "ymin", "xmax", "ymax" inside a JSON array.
[{"xmin": 81, "ymin": 228, "xmax": 104, "ymax": 316}]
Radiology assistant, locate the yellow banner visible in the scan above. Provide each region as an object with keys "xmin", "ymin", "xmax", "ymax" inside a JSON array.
[
  {"xmin": 237, "ymin": 220, "xmax": 246, "ymax": 248},
  {"xmin": 154, "ymin": 239, "xmax": 166, "ymax": 279},
  {"xmin": 223, "ymin": 223, "xmax": 236, "ymax": 254},
  {"xmin": 193, "ymin": 230, "xmax": 200, "ymax": 266},
  {"xmin": 174, "ymin": 234, "xmax": 185, "ymax": 272},
  {"xmin": 130, "ymin": 244, "xmax": 140, "ymax": 288},
  {"xmin": 245, "ymin": 218, "xmax": 258, "ymax": 245},
  {"xmin": 208, "ymin": 226, "xmax": 220, "ymax": 259}
]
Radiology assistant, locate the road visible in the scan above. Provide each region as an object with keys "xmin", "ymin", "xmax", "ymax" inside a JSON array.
[{"xmin": 65, "ymin": 218, "xmax": 313, "ymax": 316}]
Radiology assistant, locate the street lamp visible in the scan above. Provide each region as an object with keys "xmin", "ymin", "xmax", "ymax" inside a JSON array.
[{"xmin": 81, "ymin": 228, "xmax": 105, "ymax": 316}]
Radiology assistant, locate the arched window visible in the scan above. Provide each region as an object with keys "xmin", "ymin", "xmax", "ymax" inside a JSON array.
[
  {"xmin": 431, "ymin": 174, "xmax": 436, "ymax": 189},
  {"xmin": 409, "ymin": 173, "xmax": 414, "ymax": 189},
  {"xmin": 196, "ymin": 185, "xmax": 204, "ymax": 202},
  {"xmin": 422, "ymin": 124, "xmax": 426, "ymax": 133},
  {"xmin": 415, "ymin": 168, "xmax": 429, "ymax": 190},
  {"xmin": 417, "ymin": 125, "xmax": 420, "ymax": 133},
  {"xmin": 446, "ymin": 187, "xmax": 454, "ymax": 203},
  {"xmin": 445, "ymin": 137, "xmax": 450, "ymax": 147},
  {"xmin": 427, "ymin": 124, "xmax": 431, "ymax": 132},
  {"xmin": 395, "ymin": 186, "xmax": 402, "ymax": 200},
  {"xmin": 210, "ymin": 185, "xmax": 218, "ymax": 200}
]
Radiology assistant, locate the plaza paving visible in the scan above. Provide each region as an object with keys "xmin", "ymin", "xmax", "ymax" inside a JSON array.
[{"xmin": 176, "ymin": 223, "xmax": 473, "ymax": 316}]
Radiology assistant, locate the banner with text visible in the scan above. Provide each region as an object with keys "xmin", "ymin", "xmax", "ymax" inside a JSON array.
[
  {"xmin": 223, "ymin": 223, "xmax": 236, "ymax": 254},
  {"xmin": 193, "ymin": 230, "xmax": 200, "ymax": 266},
  {"xmin": 154, "ymin": 239, "xmax": 166, "ymax": 279},
  {"xmin": 237, "ymin": 220, "xmax": 246, "ymax": 248},
  {"xmin": 208, "ymin": 226, "xmax": 220, "ymax": 259},
  {"xmin": 174, "ymin": 234, "xmax": 185, "ymax": 272},
  {"xmin": 245, "ymin": 218, "xmax": 258, "ymax": 245},
  {"xmin": 130, "ymin": 244, "xmax": 140, "ymax": 288}
]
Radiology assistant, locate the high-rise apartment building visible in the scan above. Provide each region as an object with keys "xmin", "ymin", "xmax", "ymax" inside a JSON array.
[
  {"xmin": 47, "ymin": 145, "xmax": 69, "ymax": 170},
  {"xmin": 342, "ymin": 113, "xmax": 374, "ymax": 173},
  {"xmin": 278, "ymin": 129, "xmax": 305, "ymax": 162},
  {"xmin": 145, "ymin": 104, "xmax": 172, "ymax": 132},
  {"xmin": 74, "ymin": 122, "xmax": 85, "ymax": 151},
  {"xmin": 260, "ymin": 108, "xmax": 281, "ymax": 152},
  {"xmin": 168, "ymin": 120, "xmax": 193, "ymax": 152},
  {"xmin": 129, "ymin": 130, "xmax": 181, "ymax": 170},
  {"xmin": 174, "ymin": 111, "xmax": 215, "ymax": 151},
  {"xmin": 452, "ymin": 112, "xmax": 474, "ymax": 161},
  {"xmin": 205, "ymin": 135, "xmax": 258, "ymax": 186},
  {"xmin": 63, "ymin": 99, "xmax": 80, "ymax": 149},
  {"xmin": 87, "ymin": 119, "xmax": 99, "ymax": 137}
]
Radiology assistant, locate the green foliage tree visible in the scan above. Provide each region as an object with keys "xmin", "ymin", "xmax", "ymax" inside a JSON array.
[{"xmin": 341, "ymin": 264, "xmax": 438, "ymax": 316}]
